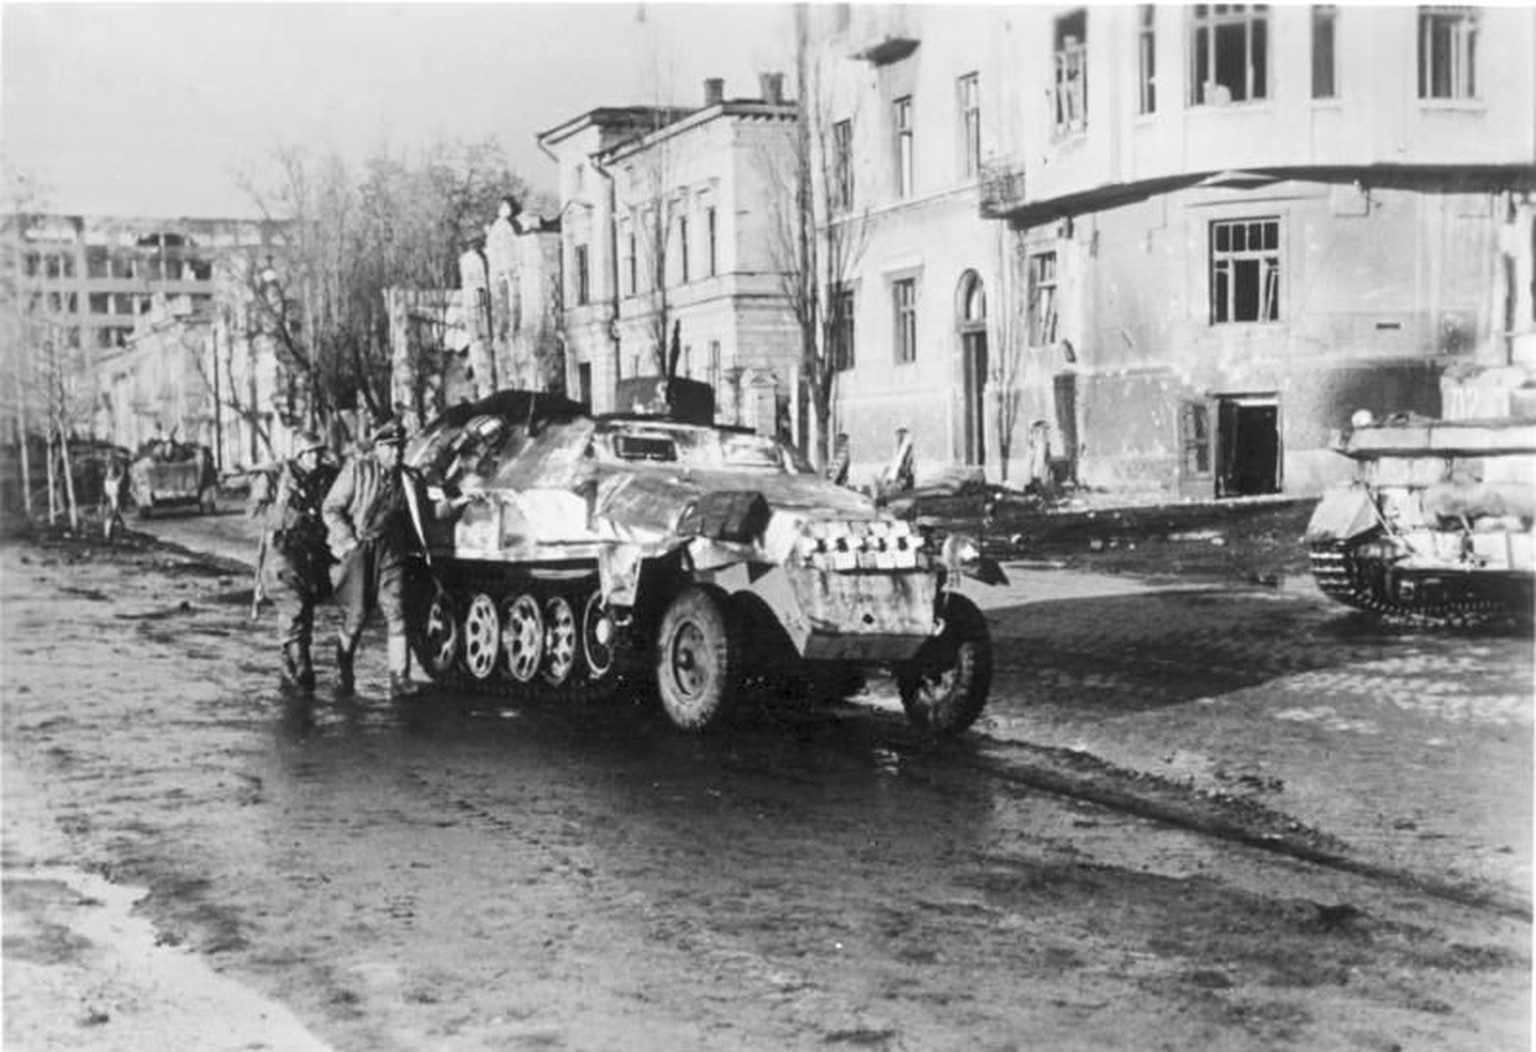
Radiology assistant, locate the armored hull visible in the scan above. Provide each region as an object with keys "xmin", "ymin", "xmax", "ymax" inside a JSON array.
[
  {"xmin": 1305, "ymin": 415, "xmax": 1536, "ymax": 623},
  {"xmin": 402, "ymin": 390, "xmax": 1002, "ymax": 732}
]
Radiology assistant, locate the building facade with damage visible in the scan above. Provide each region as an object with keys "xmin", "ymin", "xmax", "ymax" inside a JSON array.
[
  {"xmin": 806, "ymin": 4, "xmax": 1535, "ymax": 497},
  {"xmin": 980, "ymin": 4, "xmax": 1536, "ymax": 498},
  {"xmin": 538, "ymin": 79, "xmax": 802, "ymax": 434}
]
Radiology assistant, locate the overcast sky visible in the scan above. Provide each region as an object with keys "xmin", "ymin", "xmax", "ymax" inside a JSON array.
[{"xmin": 1, "ymin": 2, "xmax": 793, "ymax": 219}]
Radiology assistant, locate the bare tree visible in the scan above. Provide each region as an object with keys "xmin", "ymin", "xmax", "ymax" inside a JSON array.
[
  {"xmin": 238, "ymin": 139, "xmax": 537, "ymax": 434},
  {"xmin": 2, "ymin": 172, "xmax": 97, "ymax": 525},
  {"xmin": 762, "ymin": 7, "xmax": 871, "ymax": 465}
]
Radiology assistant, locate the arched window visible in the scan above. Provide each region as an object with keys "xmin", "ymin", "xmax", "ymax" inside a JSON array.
[{"xmin": 958, "ymin": 270, "xmax": 986, "ymax": 329}]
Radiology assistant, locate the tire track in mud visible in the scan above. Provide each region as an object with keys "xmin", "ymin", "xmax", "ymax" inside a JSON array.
[
  {"xmin": 385, "ymin": 756, "xmax": 874, "ymax": 1041},
  {"xmin": 820, "ymin": 715, "xmax": 1532, "ymax": 923}
]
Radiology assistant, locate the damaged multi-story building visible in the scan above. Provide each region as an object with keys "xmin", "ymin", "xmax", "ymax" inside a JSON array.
[
  {"xmin": 807, "ymin": 4, "xmax": 1536, "ymax": 496},
  {"xmin": 537, "ymin": 76, "xmax": 802, "ymax": 433}
]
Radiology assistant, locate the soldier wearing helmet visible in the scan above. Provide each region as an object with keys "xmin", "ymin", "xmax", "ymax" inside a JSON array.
[
  {"xmin": 249, "ymin": 430, "xmax": 337, "ymax": 694},
  {"xmin": 322, "ymin": 416, "xmax": 419, "ymax": 699}
]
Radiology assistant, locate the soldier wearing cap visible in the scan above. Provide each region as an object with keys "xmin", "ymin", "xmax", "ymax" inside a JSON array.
[
  {"xmin": 250, "ymin": 430, "xmax": 338, "ymax": 693},
  {"xmin": 322, "ymin": 416, "xmax": 419, "ymax": 699}
]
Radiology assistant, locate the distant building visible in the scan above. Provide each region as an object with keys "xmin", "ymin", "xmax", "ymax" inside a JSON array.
[
  {"xmin": 9, "ymin": 213, "xmax": 274, "ymax": 357},
  {"xmin": 456, "ymin": 198, "xmax": 564, "ymax": 400},
  {"xmin": 538, "ymin": 77, "xmax": 802, "ymax": 434},
  {"xmin": 95, "ymin": 293, "xmax": 213, "ymax": 457}
]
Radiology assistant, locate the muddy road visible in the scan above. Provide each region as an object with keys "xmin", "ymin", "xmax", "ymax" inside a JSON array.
[{"xmin": 2, "ymin": 524, "xmax": 1530, "ymax": 1051}]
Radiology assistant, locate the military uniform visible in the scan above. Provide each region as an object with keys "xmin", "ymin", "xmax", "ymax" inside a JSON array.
[
  {"xmin": 322, "ymin": 419, "xmax": 419, "ymax": 698},
  {"xmin": 251, "ymin": 433, "xmax": 336, "ymax": 692}
]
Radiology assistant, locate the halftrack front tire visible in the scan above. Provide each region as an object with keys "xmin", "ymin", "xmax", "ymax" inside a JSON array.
[
  {"xmin": 896, "ymin": 592, "xmax": 992, "ymax": 736},
  {"xmin": 409, "ymin": 580, "xmax": 461, "ymax": 684},
  {"xmin": 654, "ymin": 585, "xmax": 737, "ymax": 732}
]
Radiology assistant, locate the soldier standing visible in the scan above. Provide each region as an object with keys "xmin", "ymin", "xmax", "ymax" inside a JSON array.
[
  {"xmin": 249, "ymin": 431, "xmax": 337, "ymax": 694},
  {"xmin": 322, "ymin": 418, "xmax": 418, "ymax": 700}
]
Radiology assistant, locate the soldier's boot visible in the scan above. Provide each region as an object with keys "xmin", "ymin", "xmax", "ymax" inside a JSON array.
[
  {"xmin": 386, "ymin": 633, "xmax": 416, "ymax": 700},
  {"xmin": 334, "ymin": 640, "xmax": 356, "ymax": 699},
  {"xmin": 294, "ymin": 642, "xmax": 316, "ymax": 693},
  {"xmin": 279, "ymin": 644, "xmax": 305, "ymax": 695}
]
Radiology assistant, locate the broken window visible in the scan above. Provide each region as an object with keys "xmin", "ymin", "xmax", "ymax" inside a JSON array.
[
  {"xmin": 1138, "ymin": 5, "xmax": 1157, "ymax": 114},
  {"xmin": 1210, "ymin": 217, "xmax": 1281, "ymax": 324},
  {"xmin": 893, "ymin": 277, "xmax": 917, "ymax": 363},
  {"xmin": 1312, "ymin": 5, "xmax": 1338, "ymax": 99},
  {"xmin": 1053, "ymin": 10, "xmax": 1088, "ymax": 133},
  {"xmin": 1418, "ymin": 6, "xmax": 1477, "ymax": 100},
  {"xmin": 1027, "ymin": 251, "xmax": 1059, "ymax": 346},
  {"xmin": 1189, "ymin": 4, "xmax": 1268, "ymax": 105},
  {"xmin": 833, "ymin": 119, "xmax": 855, "ymax": 212},
  {"xmin": 958, "ymin": 73, "xmax": 981, "ymax": 178},
  {"xmin": 893, "ymin": 98, "xmax": 914, "ymax": 199}
]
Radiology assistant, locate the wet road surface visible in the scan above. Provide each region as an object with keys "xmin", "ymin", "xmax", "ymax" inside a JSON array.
[{"xmin": 2, "ymin": 527, "xmax": 1530, "ymax": 1050}]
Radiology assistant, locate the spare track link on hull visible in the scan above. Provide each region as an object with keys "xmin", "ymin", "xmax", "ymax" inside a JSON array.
[
  {"xmin": 413, "ymin": 570, "xmax": 628, "ymax": 704},
  {"xmin": 1308, "ymin": 542, "xmax": 1518, "ymax": 627}
]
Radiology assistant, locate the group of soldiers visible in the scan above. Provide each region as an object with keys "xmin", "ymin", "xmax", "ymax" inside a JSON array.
[{"xmin": 250, "ymin": 417, "xmax": 419, "ymax": 700}]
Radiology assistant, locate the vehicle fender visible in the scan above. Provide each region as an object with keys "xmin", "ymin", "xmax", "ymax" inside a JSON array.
[{"xmin": 1305, "ymin": 485, "xmax": 1379, "ymax": 543}]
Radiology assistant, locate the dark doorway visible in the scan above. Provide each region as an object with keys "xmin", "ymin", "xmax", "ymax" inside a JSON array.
[
  {"xmin": 1053, "ymin": 372, "xmax": 1078, "ymax": 483},
  {"xmin": 1216, "ymin": 395, "xmax": 1280, "ymax": 497},
  {"xmin": 577, "ymin": 363, "xmax": 592, "ymax": 408},
  {"xmin": 961, "ymin": 331, "xmax": 988, "ymax": 466}
]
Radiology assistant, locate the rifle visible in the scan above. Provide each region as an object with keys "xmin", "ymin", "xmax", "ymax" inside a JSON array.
[{"xmin": 251, "ymin": 529, "xmax": 269, "ymax": 619}]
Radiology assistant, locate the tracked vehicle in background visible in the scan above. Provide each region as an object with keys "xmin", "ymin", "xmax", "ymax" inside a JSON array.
[
  {"xmin": 1306, "ymin": 412, "xmax": 1536, "ymax": 623},
  {"xmin": 401, "ymin": 388, "xmax": 1003, "ymax": 733}
]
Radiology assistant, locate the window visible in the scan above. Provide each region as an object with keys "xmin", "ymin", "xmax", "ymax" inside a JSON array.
[
  {"xmin": 958, "ymin": 74, "xmax": 981, "ymax": 179},
  {"xmin": 707, "ymin": 339, "xmax": 722, "ymax": 390},
  {"xmin": 113, "ymin": 293, "xmax": 135, "ymax": 315},
  {"xmin": 23, "ymin": 252, "xmax": 40, "ymax": 277},
  {"xmin": 1138, "ymin": 6, "xmax": 1157, "ymax": 114},
  {"xmin": 1053, "ymin": 11, "xmax": 1088, "ymax": 133},
  {"xmin": 893, "ymin": 278, "xmax": 916, "ymax": 363},
  {"xmin": 831, "ymin": 285, "xmax": 856, "ymax": 371},
  {"xmin": 1210, "ymin": 218, "xmax": 1281, "ymax": 324},
  {"xmin": 893, "ymin": 97, "xmax": 914, "ymax": 199},
  {"xmin": 706, "ymin": 206, "xmax": 718, "ymax": 276},
  {"xmin": 1027, "ymin": 252, "xmax": 1059, "ymax": 346},
  {"xmin": 679, "ymin": 213, "xmax": 690, "ymax": 283},
  {"xmin": 1312, "ymin": 5, "xmax": 1338, "ymax": 98},
  {"xmin": 1189, "ymin": 4, "xmax": 1269, "ymax": 105},
  {"xmin": 574, "ymin": 244, "xmax": 590, "ymax": 306},
  {"xmin": 89, "ymin": 292, "xmax": 110, "ymax": 314},
  {"xmin": 86, "ymin": 248, "xmax": 109, "ymax": 278},
  {"xmin": 622, "ymin": 222, "xmax": 637, "ymax": 296},
  {"xmin": 832, "ymin": 119, "xmax": 855, "ymax": 212},
  {"xmin": 1418, "ymin": 6, "xmax": 1478, "ymax": 100}
]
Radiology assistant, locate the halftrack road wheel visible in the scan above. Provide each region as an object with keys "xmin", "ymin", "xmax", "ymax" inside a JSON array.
[
  {"xmin": 582, "ymin": 591, "xmax": 615, "ymax": 680},
  {"xmin": 462, "ymin": 592, "xmax": 502, "ymax": 681},
  {"xmin": 503, "ymin": 593, "xmax": 544, "ymax": 684},
  {"xmin": 655, "ymin": 585, "xmax": 737, "ymax": 732},
  {"xmin": 413, "ymin": 585, "xmax": 461, "ymax": 682},
  {"xmin": 896, "ymin": 592, "xmax": 992, "ymax": 736},
  {"xmin": 541, "ymin": 595, "xmax": 579, "ymax": 686}
]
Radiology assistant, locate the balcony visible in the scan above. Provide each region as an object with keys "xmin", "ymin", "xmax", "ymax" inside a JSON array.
[
  {"xmin": 847, "ymin": 7, "xmax": 919, "ymax": 65},
  {"xmin": 978, "ymin": 158, "xmax": 1027, "ymax": 220}
]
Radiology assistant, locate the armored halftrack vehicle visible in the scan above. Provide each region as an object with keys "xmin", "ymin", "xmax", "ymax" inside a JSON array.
[
  {"xmin": 401, "ymin": 389, "xmax": 1003, "ymax": 733},
  {"xmin": 129, "ymin": 440, "xmax": 219, "ymax": 517},
  {"xmin": 1306, "ymin": 412, "xmax": 1535, "ymax": 623}
]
